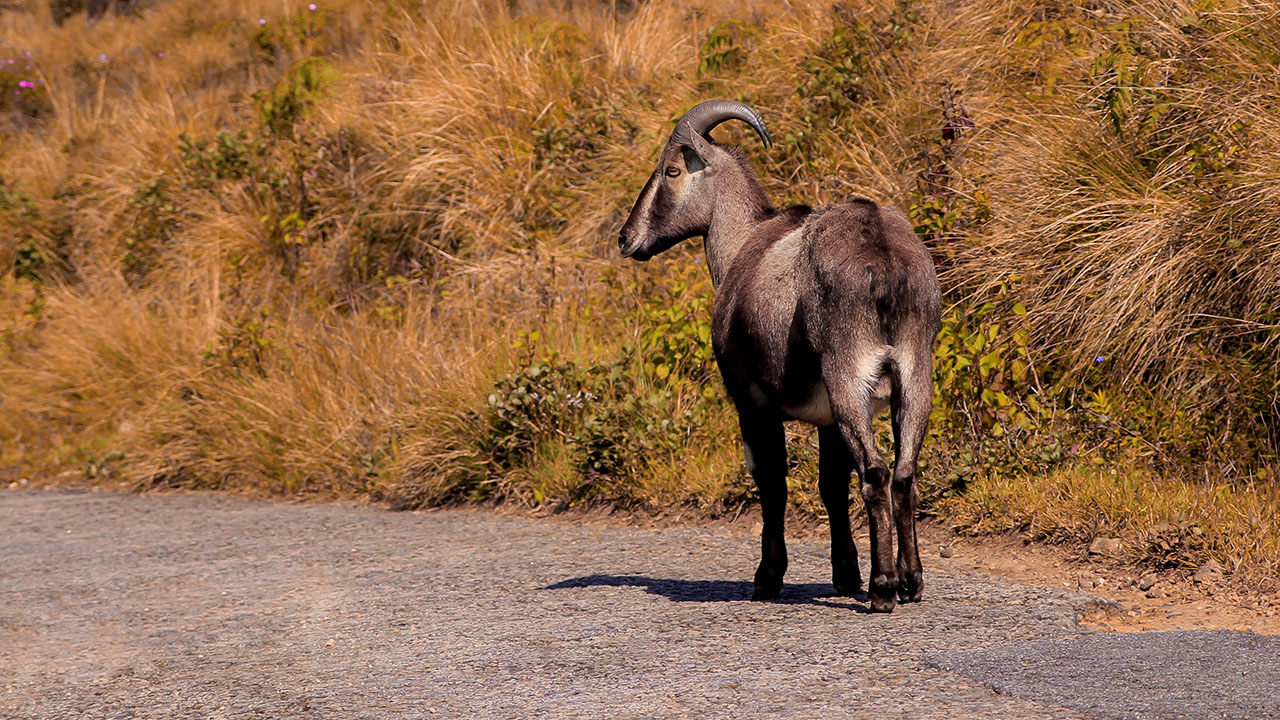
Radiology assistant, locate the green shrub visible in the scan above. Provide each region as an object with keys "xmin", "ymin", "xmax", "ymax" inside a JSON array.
[
  {"xmin": 121, "ymin": 176, "xmax": 180, "ymax": 281},
  {"xmin": 256, "ymin": 57, "xmax": 340, "ymax": 138},
  {"xmin": 698, "ymin": 21, "xmax": 757, "ymax": 80},
  {"xmin": 251, "ymin": 9, "xmax": 336, "ymax": 62}
]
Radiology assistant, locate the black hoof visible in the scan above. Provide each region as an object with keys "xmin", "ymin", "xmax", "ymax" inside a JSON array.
[
  {"xmin": 753, "ymin": 566, "xmax": 785, "ymax": 601},
  {"xmin": 833, "ymin": 566, "xmax": 863, "ymax": 597},
  {"xmin": 868, "ymin": 597, "xmax": 896, "ymax": 613},
  {"xmin": 752, "ymin": 582, "xmax": 783, "ymax": 601},
  {"xmin": 897, "ymin": 571, "xmax": 924, "ymax": 603},
  {"xmin": 869, "ymin": 573, "xmax": 897, "ymax": 613}
]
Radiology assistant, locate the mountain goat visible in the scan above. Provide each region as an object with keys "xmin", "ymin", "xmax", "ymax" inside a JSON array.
[{"xmin": 618, "ymin": 100, "xmax": 941, "ymax": 613}]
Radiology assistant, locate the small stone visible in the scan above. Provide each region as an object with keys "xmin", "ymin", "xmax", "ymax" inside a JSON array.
[
  {"xmin": 1137, "ymin": 573, "xmax": 1158, "ymax": 591},
  {"xmin": 1193, "ymin": 559, "xmax": 1223, "ymax": 584},
  {"xmin": 1145, "ymin": 588, "xmax": 1166, "ymax": 599},
  {"xmin": 939, "ymin": 546, "xmax": 954, "ymax": 558},
  {"xmin": 1088, "ymin": 537, "xmax": 1123, "ymax": 557}
]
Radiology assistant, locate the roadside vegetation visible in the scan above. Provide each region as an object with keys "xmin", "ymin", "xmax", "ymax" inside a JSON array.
[{"xmin": 1, "ymin": 0, "xmax": 1277, "ymax": 585}]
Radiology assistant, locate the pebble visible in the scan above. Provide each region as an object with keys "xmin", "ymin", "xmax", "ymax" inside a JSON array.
[
  {"xmin": 939, "ymin": 545, "xmax": 954, "ymax": 558},
  {"xmin": 1193, "ymin": 559, "xmax": 1223, "ymax": 584},
  {"xmin": 1137, "ymin": 574, "xmax": 1158, "ymax": 591},
  {"xmin": 1088, "ymin": 537, "xmax": 1123, "ymax": 558}
]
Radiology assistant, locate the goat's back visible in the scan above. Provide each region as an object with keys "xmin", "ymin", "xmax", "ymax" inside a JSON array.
[
  {"xmin": 800, "ymin": 199, "xmax": 940, "ymax": 350},
  {"xmin": 711, "ymin": 197, "xmax": 939, "ymax": 416}
]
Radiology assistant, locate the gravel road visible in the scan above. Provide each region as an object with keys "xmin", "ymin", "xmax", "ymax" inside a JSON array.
[{"xmin": 2, "ymin": 488, "xmax": 1277, "ymax": 719}]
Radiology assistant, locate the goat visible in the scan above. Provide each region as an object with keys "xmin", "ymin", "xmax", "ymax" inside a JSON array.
[{"xmin": 618, "ymin": 100, "xmax": 941, "ymax": 613}]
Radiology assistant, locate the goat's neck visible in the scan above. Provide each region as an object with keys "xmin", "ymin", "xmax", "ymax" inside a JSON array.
[{"xmin": 704, "ymin": 174, "xmax": 772, "ymax": 288}]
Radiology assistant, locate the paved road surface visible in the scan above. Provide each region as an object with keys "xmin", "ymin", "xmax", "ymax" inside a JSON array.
[{"xmin": 2, "ymin": 489, "xmax": 1277, "ymax": 719}]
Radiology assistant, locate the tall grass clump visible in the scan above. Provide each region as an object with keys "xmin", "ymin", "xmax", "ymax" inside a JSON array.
[{"xmin": 0, "ymin": 0, "xmax": 1276, "ymax": 582}]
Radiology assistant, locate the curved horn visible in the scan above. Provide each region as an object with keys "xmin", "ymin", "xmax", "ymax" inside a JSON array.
[{"xmin": 669, "ymin": 99, "xmax": 772, "ymax": 149}]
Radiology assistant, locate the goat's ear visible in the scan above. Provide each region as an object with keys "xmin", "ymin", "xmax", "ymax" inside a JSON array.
[{"xmin": 680, "ymin": 144, "xmax": 707, "ymax": 174}]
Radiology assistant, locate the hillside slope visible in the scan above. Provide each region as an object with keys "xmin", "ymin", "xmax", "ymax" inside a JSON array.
[{"xmin": 1, "ymin": 0, "xmax": 1277, "ymax": 582}]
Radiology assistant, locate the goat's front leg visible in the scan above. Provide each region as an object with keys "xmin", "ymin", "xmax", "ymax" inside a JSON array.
[
  {"xmin": 818, "ymin": 425, "xmax": 862, "ymax": 596},
  {"xmin": 739, "ymin": 414, "xmax": 788, "ymax": 601}
]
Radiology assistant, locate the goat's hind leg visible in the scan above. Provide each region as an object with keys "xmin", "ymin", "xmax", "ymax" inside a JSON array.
[
  {"xmin": 827, "ymin": 380, "xmax": 896, "ymax": 613},
  {"xmin": 890, "ymin": 355, "xmax": 932, "ymax": 603},
  {"xmin": 818, "ymin": 425, "xmax": 862, "ymax": 596},
  {"xmin": 739, "ymin": 413, "xmax": 789, "ymax": 601}
]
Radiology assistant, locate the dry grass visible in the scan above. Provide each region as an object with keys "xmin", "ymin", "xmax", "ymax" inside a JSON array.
[
  {"xmin": 942, "ymin": 458, "xmax": 1280, "ymax": 589},
  {"xmin": 1, "ymin": 0, "xmax": 1277, "ymax": 579}
]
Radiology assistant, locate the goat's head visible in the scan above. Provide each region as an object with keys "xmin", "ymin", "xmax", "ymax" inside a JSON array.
[{"xmin": 618, "ymin": 100, "xmax": 771, "ymax": 261}]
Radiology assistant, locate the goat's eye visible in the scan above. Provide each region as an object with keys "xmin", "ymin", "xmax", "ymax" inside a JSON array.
[{"xmin": 664, "ymin": 166, "xmax": 681, "ymax": 178}]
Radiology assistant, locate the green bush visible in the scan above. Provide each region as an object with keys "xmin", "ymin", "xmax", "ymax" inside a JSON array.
[
  {"xmin": 121, "ymin": 176, "xmax": 180, "ymax": 281},
  {"xmin": 256, "ymin": 57, "xmax": 340, "ymax": 138}
]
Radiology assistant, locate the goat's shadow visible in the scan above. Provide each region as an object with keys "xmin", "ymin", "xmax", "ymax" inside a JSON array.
[{"xmin": 545, "ymin": 574, "xmax": 871, "ymax": 612}]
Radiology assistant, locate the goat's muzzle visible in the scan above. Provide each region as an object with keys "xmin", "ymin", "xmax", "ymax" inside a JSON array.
[{"xmin": 619, "ymin": 231, "xmax": 650, "ymax": 260}]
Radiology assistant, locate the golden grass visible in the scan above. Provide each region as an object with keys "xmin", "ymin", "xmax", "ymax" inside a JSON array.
[
  {"xmin": 943, "ymin": 459, "xmax": 1280, "ymax": 589},
  {"xmin": 0, "ymin": 0, "xmax": 1277, "ymax": 579}
]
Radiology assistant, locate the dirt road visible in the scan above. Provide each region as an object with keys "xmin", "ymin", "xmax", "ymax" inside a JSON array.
[{"xmin": 3, "ymin": 488, "xmax": 1278, "ymax": 719}]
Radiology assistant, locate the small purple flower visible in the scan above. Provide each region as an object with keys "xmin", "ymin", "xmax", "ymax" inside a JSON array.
[
  {"xmin": 1095, "ymin": 356, "xmax": 1105, "ymax": 363},
  {"xmin": 24, "ymin": 51, "xmax": 31, "ymax": 57},
  {"xmin": 308, "ymin": 3, "xmax": 316, "ymax": 9},
  {"xmin": 259, "ymin": 17, "xmax": 267, "ymax": 25},
  {"xmin": 99, "ymin": 53, "xmax": 107, "ymax": 61},
  {"xmin": 157, "ymin": 51, "xmax": 164, "ymax": 58},
  {"xmin": 17, "ymin": 81, "xmax": 33, "ymax": 88},
  {"xmin": 694, "ymin": 257, "xmax": 702, "ymax": 263}
]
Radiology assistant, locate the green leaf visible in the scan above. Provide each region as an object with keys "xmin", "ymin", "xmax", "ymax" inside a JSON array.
[{"xmin": 979, "ymin": 349, "xmax": 1003, "ymax": 375}]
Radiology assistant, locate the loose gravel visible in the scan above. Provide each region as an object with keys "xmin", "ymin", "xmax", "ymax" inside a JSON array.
[
  {"xmin": 931, "ymin": 630, "xmax": 1280, "ymax": 720},
  {"xmin": 1, "ymin": 488, "xmax": 1274, "ymax": 719}
]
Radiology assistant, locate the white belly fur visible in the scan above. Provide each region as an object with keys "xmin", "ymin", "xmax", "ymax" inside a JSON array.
[
  {"xmin": 783, "ymin": 385, "xmax": 835, "ymax": 426},
  {"xmin": 783, "ymin": 377, "xmax": 892, "ymax": 426}
]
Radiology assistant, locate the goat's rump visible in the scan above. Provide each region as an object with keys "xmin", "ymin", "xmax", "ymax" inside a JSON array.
[{"xmin": 801, "ymin": 200, "xmax": 939, "ymax": 345}]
